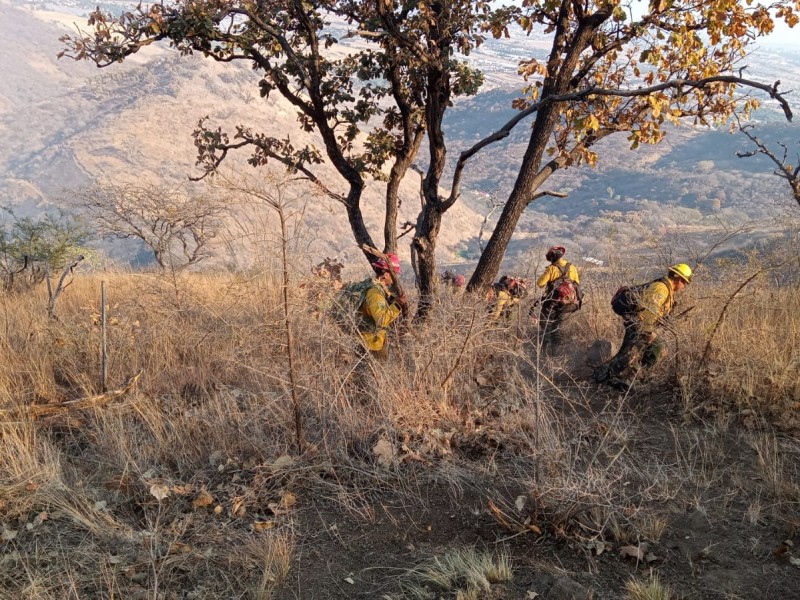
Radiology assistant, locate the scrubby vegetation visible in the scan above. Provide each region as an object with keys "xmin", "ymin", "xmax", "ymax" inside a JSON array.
[{"xmin": 1, "ymin": 236, "xmax": 799, "ymax": 598}]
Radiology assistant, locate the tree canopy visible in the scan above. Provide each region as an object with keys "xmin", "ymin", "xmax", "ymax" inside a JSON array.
[{"xmin": 61, "ymin": 0, "xmax": 797, "ymax": 305}]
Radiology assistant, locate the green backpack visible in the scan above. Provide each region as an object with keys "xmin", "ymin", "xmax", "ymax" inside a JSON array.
[{"xmin": 328, "ymin": 278, "xmax": 374, "ymax": 333}]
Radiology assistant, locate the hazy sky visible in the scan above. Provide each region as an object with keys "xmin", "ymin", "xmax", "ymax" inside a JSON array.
[{"xmin": 761, "ymin": 20, "xmax": 800, "ymax": 47}]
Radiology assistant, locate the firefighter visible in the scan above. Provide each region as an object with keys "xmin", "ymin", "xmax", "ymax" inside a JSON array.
[
  {"xmin": 594, "ymin": 263, "xmax": 692, "ymax": 390},
  {"xmin": 534, "ymin": 246, "xmax": 581, "ymax": 350},
  {"xmin": 358, "ymin": 253, "xmax": 408, "ymax": 359}
]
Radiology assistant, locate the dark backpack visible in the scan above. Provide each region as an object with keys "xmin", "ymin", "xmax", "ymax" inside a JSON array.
[
  {"xmin": 611, "ymin": 278, "xmax": 667, "ymax": 316},
  {"xmin": 329, "ymin": 278, "xmax": 373, "ymax": 332},
  {"xmin": 548, "ymin": 263, "xmax": 578, "ymax": 306}
]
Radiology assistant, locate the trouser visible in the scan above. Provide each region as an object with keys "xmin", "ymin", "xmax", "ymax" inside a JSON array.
[
  {"xmin": 349, "ymin": 342, "xmax": 388, "ymax": 402},
  {"xmin": 538, "ymin": 301, "xmax": 577, "ymax": 348},
  {"xmin": 605, "ymin": 319, "xmax": 664, "ymax": 380}
]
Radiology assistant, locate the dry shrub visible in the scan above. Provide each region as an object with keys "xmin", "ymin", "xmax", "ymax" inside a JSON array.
[{"xmin": 1, "ymin": 233, "xmax": 799, "ymax": 597}]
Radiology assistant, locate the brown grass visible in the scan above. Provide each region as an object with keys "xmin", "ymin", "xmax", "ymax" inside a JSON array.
[{"xmin": 1, "ymin": 244, "xmax": 799, "ymax": 597}]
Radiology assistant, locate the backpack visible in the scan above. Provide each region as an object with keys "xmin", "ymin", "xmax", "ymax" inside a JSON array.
[
  {"xmin": 328, "ymin": 278, "xmax": 373, "ymax": 332},
  {"xmin": 610, "ymin": 278, "xmax": 668, "ymax": 316},
  {"xmin": 548, "ymin": 263, "xmax": 578, "ymax": 306}
]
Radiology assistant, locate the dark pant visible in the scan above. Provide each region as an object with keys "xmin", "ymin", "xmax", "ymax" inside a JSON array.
[
  {"xmin": 605, "ymin": 319, "xmax": 664, "ymax": 380},
  {"xmin": 538, "ymin": 300, "xmax": 578, "ymax": 348}
]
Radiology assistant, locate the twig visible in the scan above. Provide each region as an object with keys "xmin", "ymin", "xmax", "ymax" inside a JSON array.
[{"xmin": 440, "ymin": 309, "xmax": 477, "ymax": 392}]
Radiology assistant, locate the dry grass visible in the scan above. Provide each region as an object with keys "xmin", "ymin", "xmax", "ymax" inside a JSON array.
[
  {"xmin": 625, "ymin": 573, "xmax": 675, "ymax": 600},
  {"xmin": 388, "ymin": 547, "xmax": 512, "ymax": 600},
  {"xmin": 1, "ymin": 238, "xmax": 799, "ymax": 597}
]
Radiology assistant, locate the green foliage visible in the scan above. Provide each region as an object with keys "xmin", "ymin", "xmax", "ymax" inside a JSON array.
[{"xmin": 0, "ymin": 207, "xmax": 89, "ymax": 291}]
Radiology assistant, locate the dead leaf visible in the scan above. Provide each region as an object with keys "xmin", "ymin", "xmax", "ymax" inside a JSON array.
[
  {"xmin": 270, "ymin": 455, "xmax": 295, "ymax": 473},
  {"xmin": 209, "ymin": 450, "xmax": 224, "ymax": 466},
  {"xmin": 213, "ymin": 505, "xmax": 223, "ymax": 515},
  {"xmin": 108, "ymin": 555, "xmax": 123, "ymax": 565},
  {"xmin": 94, "ymin": 500, "xmax": 108, "ymax": 512},
  {"xmin": 526, "ymin": 592, "xmax": 540, "ymax": 599},
  {"xmin": 344, "ymin": 577, "xmax": 355, "ymax": 585},
  {"xmin": 231, "ymin": 496, "xmax": 246, "ymax": 518},
  {"xmin": 171, "ymin": 484, "xmax": 193, "ymax": 496},
  {"xmin": 645, "ymin": 552, "xmax": 660, "ymax": 563},
  {"xmin": 619, "ymin": 544, "xmax": 647, "ymax": 561},
  {"xmin": 789, "ymin": 556, "xmax": 800, "ymax": 568},
  {"xmin": 149, "ymin": 483, "xmax": 170, "ymax": 502},
  {"xmin": 281, "ymin": 491, "xmax": 297, "ymax": 510},
  {"xmin": 253, "ymin": 521, "xmax": 275, "ymax": 532},
  {"xmin": 192, "ymin": 490, "xmax": 214, "ymax": 509},
  {"xmin": 515, "ymin": 495, "xmax": 526, "ymax": 512},
  {"xmin": 372, "ymin": 438, "xmax": 396, "ymax": 468},
  {"xmin": 169, "ymin": 542, "xmax": 192, "ymax": 555},
  {"xmin": 1, "ymin": 529, "xmax": 17, "ymax": 542},
  {"xmin": 587, "ymin": 540, "xmax": 606, "ymax": 556},
  {"xmin": 773, "ymin": 543, "xmax": 789, "ymax": 557}
]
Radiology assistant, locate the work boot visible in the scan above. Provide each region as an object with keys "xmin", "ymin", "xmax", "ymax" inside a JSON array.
[{"xmin": 606, "ymin": 376, "xmax": 632, "ymax": 392}]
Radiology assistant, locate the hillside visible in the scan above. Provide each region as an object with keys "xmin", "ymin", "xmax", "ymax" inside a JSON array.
[
  {"xmin": 1, "ymin": 257, "xmax": 799, "ymax": 599},
  {"xmin": 0, "ymin": 0, "xmax": 485, "ymax": 269},
  {"xmin": 2, "ymin": 0, "xmax": 799, "ymax": 273}
]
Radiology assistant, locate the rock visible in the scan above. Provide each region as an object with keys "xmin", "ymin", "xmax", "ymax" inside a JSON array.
[
  {"xmin": 546, "ymin": 576, "xmax": 591, "ymax": 600},
  {"xmin": 586, "ymin": 339, "xmax": 616, "ymax": 367}
]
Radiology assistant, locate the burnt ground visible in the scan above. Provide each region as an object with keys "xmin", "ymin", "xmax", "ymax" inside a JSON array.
[{"xmin": 273, "ymin": 389, "xmax": 800, "ymax": 600}]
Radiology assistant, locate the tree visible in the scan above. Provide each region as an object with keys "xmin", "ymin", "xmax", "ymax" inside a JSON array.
[
  {"xmin": 70, "ymin": 184, "xmax": 228, "ymax": 270},
  {"xmin": 58, "ymin": 0, "xmax": 444, "ymax": 258},
  {"xmin": 59, "ymin": 0, "xmax": 490, "ymax": 313},
  {"xmin": 464, "ymin": 0, "xmax": 796, "ymax": 289},
  {"xmin": 736, "ymin": 122, "xmax": 800, "ymax": 208},
  {"xmin": 0, "ymin": 207, "xmax": 88, "ymax": 292},
  {"xmin": 60, "ymin": 0, "xmax": 796, "ymax": 307}
]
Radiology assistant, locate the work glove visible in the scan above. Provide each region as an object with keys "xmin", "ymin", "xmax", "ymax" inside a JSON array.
[
  {"xmin": 395, "ymin": 294, "xmax": 409, "ymax": 309},
  {"xmin": 640, "ymin": 331, "xmax": 657, "ymax": 344}
]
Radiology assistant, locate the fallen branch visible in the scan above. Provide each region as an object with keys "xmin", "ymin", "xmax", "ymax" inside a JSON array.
[{"xmin": 0, "ymin": 371, "xmax": 143, "ymax": 420}]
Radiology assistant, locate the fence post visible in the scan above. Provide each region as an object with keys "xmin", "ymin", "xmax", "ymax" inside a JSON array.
[{"xmin": 101, "ymin": 280, "xmax": 108, "ymax": 393}]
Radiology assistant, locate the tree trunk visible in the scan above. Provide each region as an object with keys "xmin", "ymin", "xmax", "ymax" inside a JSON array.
[
  {"xmin": 412, "ymin": 202, "xmax": 442, "ymax": 319},
  {"xmin": 468, "ymin": 10, "xmax": 606, "ymax": 290},
  {"xmin": 468, "ymin": 105, "xmax": 559, "ymax": 290}
]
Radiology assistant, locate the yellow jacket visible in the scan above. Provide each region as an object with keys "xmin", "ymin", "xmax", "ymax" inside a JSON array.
[
  {"xmin": 358, "ymin": 281, "xmax": 401, "ymax": 351},
  {"xmin": 490, "ymin": 289, "xmax": 519, "ymax": 321},
  {"xmin": 537, "ymin": 259, "xmax": 580, "ymax": 288},
  {"xmin": 639, "ymin": 279, "xmax": 675, "ymax": 333}
]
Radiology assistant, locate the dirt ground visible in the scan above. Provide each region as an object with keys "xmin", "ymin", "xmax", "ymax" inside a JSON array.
[
  {"xmin": 3, "ymin": 363, "xmax": 799, "ymax": 600},
  {"xmin": 272, "ymin": 390, "xmax": 800, "ymax": 600}
]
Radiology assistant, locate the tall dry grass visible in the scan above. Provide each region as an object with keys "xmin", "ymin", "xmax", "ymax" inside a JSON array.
[{"xmin": 1, "ymin": 239, "xmax": 799, "ymax": 597}]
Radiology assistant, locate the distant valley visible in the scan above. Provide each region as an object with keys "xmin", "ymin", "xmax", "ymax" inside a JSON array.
[{"xmin": 1, "ymin": 0, "xmax": 799, "ymax": 274}]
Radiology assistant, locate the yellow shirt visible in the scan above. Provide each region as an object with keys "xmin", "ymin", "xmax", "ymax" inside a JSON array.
[
  {"xmin": 537, "ymin": 259, "xmax": 580, "ymax": 288},
  {"xmin": 639, "ymin": 279, "xmax": 674, "ymax": 333},
  {"xmin": 358, "ymin": 282, "xmax": 401, "ymax": 351},
  {"xmin": 490, "ymin": 289, "xmax": 519, "ymax": 321}
]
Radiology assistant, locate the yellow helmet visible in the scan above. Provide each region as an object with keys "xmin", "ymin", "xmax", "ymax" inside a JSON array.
[{"xmin": 668, "ymin": 263, "xmax": 693, "ymax": 284}]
